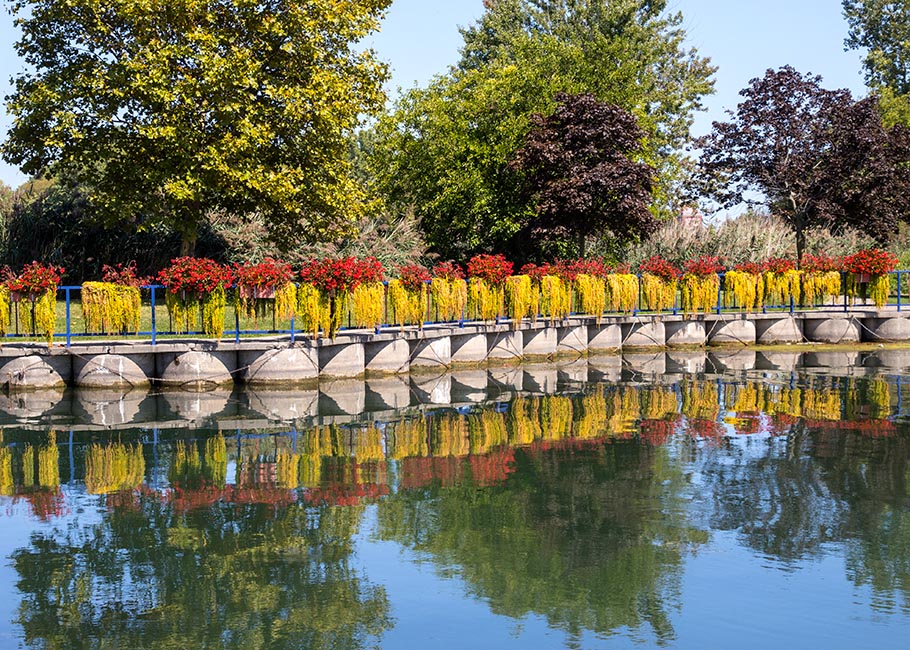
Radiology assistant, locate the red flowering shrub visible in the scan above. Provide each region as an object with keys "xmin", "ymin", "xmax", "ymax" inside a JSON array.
[
  {"xmin": 8, "ymin": 261, "xmax": 65, "ymax": 294},
  {"xmin": 762, "ymin": 258, "xmax": 796, "ymax": 274},
  {"xmin": 467, "ymin": 254, "xmax": 513, "ymax": 285},
  {"xmin": 233, "ymin": 257, "xmax": 293, "ymax": 289},
  {"xmin": 611, "ymin": 263, "xmax": 632, "ymax": 274},
  {"xmin": 432, "ymin": 261, "xmax": 465, "ymax": 280},
  {"xmin": 638, "ymin": 255, "xmax": 680, "ymax": 280},
  {"xmin": 299, "ymin": 256, "xmax": 384, "ymax": 293},
  {"xmin": 519, "ymin": 263, "xmax": 551, "ymax": 281},
  {"xmin": 101, "ymin": 261, "xmax": 150, "ymax": 287},
  {"xmin": 554, "ymin": 258, "xmax": 611, "ymax": 279},
  {"xmin": 683, "ymin": 256, "xmax": 725, "ymax": 276},
  {"xmin": 158, "ymin": 257, "xmax": 233, "ymax": 295},
  {"xmin": 734, "ymin": 261, "xmax": 763, "ymax": 275},
  {"xmin": 396, "ymin": 264, "xmax": 432, "ymax": 292},
  {"xmin": 843, "ymin": 249, "xmax": 898, "ymax": 275},
  {"xmin": 801, "ymin": 254, "xmax": 841, "ymax": 273}
]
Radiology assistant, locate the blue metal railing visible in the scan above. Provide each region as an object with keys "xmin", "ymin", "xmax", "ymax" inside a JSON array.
[{"xmin": 5, "ymin": 271, "xmax": 907, "ymax": 347}]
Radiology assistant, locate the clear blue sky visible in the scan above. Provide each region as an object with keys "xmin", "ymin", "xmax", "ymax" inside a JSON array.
[{"xmin": 0, "ymin": 0, "xmax": 868, "ymax": 189}]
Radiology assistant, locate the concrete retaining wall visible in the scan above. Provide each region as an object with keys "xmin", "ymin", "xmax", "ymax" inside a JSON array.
[{"xmin": 2, "ymin": 311, "xmax": 910, "ymax": 389}]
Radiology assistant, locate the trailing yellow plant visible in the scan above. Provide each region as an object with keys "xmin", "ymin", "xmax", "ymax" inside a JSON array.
[
  {"xmin": 467, "ymin": 277, "xmax": 504, "ymax": 321},
  {"xmin": 430, "ymin": 413, "xmax": 469, "ymax": 457},
  {"xmin": 868, "ymin": 274, "xmax": 890, "ymax": 308},
  {"xmin": 201, "ymin": 285, "xmax": 227, "ymax": 339},
  {"xmin": 680, "ymin": 273, "xmax": 719, "ymax": 315},
  {"xmin": 351, "ymin": 282, "xmax": 385, "ymax": 329},
  {"xmin": 388, "ymin": 279, "xmax": 427, "ymax": 328},
  {"xmin": 540, "ymin": 395, "xmax": 573, "ymax": 441},
  {"xmin": 801, "ymin": 271, "xmax": 841, "ymax": 306},
  {"xmin": 85, "ymin": 442, "xmax": 146, "ymax": 494},
  {"xmin": 539, "ymin": 275, "xmax": 571, "ymax": 320},
  {"xmin": 431, "ymin": 277, "xmax": 468, "ymax": 322},
  {"xmin": 640, "ymin": 273, "xmax": 677, "ymax": 312},
  {"xmin": 508, "ymin": 396, "xmax": 543, "ymax": 445},
  {"xmin": 274, "ymin": 282, "xmax": 297, "ymax": 320},
  {"xmin": 574, "ymin": 274, "xmax": 606, "ymax": 322},
  {"xmin": 681, "ymin": 380, "xmax": 719, "ymax": 421},
  {"xmin": 297, "ymin": 282, "xmax": 330, "ymax": 339},
  {"xmin": 17, "ymin": 289, "xmax": 57, "ymax": 343},
  {"xmin": 605, "ymin": 274, "xmax": 638, "ymax": 313},
  {"xmin": 0, "ymin": 286, "xmax": 10, "ymax": 336},
  {"xmin": 468, "ymin": 410, "xmax": 508, "ymax": 455},
  {"xmin": 37, "ymin": 431, "xmax": 59, "ymax": 488},
  {"xmin": 81, "ymin": 282, "xmax": 141, "ymax": 334},
  {"xmin": 0, "ymin": 446, "xmax": 12, "ymax": 496},
  {"xmin": 275, "ymin": 450, "xmax": 301, "ymax": 489},
  {"xmin": 723, "ymin": 270, "xmax": 763, "ymax": 310},
  {"xmin": 388, "ymin": 418, "xmax": 429, "ymax": 459},
  {"xmin": 762, "ymin": 269, "xmax": 802, "ymax": 306},
  {"xmin": 165, "ymin": 291, "xmax": 199, "ymax": 333},
  {"xmin": 504, "ymin": 275, "xmax": 534, "ymax": 328}
]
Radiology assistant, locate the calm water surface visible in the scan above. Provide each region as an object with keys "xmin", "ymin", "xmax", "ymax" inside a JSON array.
[{"xmin": 0, "ymin": 357, "xmax": 909, "ymax": 648}]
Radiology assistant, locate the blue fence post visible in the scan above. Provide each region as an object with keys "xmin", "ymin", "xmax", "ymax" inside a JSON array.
[
  {"xmin": 150, "ymin": 285, "xmax": 157, "ymax": 345},
  {"xmin": 843, "ymin": 271, "xmax": 849, "ymax": 313},
  {"xmin": 65, "ymin": 287, "xmax": 72, "ymax": 347},
  {"xmin": 789, "ymin": 294, "xmax": 794, "ymax": 315},
  {"xmin": 234, "ymin": 298, "xmax": 241, "ymax": 344},
  {"xmin": 898, "ymin": 271, "xmax": 902, "ymax": 312},
  {"xmin": 716, "ymin": 273, "xmax": 723, "ymax": 315}
]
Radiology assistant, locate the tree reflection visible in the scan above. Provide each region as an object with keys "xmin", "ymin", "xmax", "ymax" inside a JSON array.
[
  {"xmin": 377, "ymin": 437, "xmax": 707, "ymax": 646},
  {"xmin": 14, "ymin": 494, "xmax": 392, "ymax": 649}
]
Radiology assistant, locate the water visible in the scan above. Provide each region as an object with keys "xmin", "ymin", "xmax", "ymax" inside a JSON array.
[{"xmin": 0, "ymin": 356, "xmax": 909, "ymax": 648}]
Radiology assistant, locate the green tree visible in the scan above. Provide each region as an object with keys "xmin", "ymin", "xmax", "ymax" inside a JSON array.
[
  {"xmin": 371, "ymin": 0, "xmax": 714, "ymax": 262},
  {"xmin": 843, "ymin": 0, "xmax": 910, "ymax": 125},
  {"xmin": 3, "ymin": 0, "xmax": 390, "ymax": 255}
]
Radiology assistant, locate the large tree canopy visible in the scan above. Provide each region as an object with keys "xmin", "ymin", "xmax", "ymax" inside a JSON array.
[
  {"xmin": 696, "ymin": 66, "xmax": 910, "ymax": 263},
  {"xmin": 371, "ymin": 0, "xmax": 714, "ymax": 261},
  {"xmin": 510, "ymin": 93, "xmax": 657, "ymax": 258},
  {"xmin": 843, "ymin": 0, "xmax": 910, "ymax": 125},
  {"xmin": 2, "ymin": 0, "xmax": 391, "ymax": 254}
]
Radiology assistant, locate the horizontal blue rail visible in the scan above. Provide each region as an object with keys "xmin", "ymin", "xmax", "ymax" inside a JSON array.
[{"xmin": 4, "ymin": 270, "xmax": 906, "ymax": 347}]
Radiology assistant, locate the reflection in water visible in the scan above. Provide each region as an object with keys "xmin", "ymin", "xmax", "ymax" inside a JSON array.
[{"xmin": 0, "ymin": 371, "xmax": 909, "ymax": 647}]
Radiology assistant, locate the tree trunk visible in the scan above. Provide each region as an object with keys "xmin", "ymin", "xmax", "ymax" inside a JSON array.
[
  {"xmin": 179, "ymin": 223, "xmax": 198, "ymax": 258},
  {"xmin": 795, "ymin": 226, "xmax": 806, "ymax": 268}
]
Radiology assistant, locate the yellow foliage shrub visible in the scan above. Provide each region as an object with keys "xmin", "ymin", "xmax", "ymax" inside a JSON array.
[
  {"xmin": 801, "ymin": 271, "xmax": 841, "ymax": 306},
  {"xmin": 640, "ymin": 273, "xmax": 677, "ymax": 312},
  {"xmin": 0, "ymin": 286, "xmax": 11, "ymax": 336},
  {"xmin": 431, "ymin": 277, "xmax": 468, "ymax": 322},
  {"xmin": 505, "ymin": 275, "xmax": 534, "ymax": 327},
  {"xmin": 762, "ymin": 270, "xmax": 802, "ymax": 306},
  {"xmin": 82, "ymin": 282, "xmax": 141, "ymax": 334},
  {"xmin": 467, "ymin": 278, "xmax": 503, "ymax": 321},
  {"xmin": 388, "ymin": 279, "xmax": 427, "ymax": 327},
  {"xmin": 605, "ymin": 274, "xmax": 638, "ymax": 313},
  {"xmin": 680, "ymin": 273, "xmax": 719, "ymax": 315},
  {"xmin": 575, "ymin": 274, "xmax": 606, "ymax": 322},
  {"xmin": 539, "ymin": 275, "xmax": 570, "ymax": 320},
  {"xmin": 296, "ymin": 282, "xmax": 330, "ymax": 339},
  {"xmin": 17, "ymin": 289, "xmax": 57, "ymax": 343},
  {"xmin": 85, "ymin": 442, "xmax": 146, "ymax": 494},
  {"xmin": 352, "ymin": 282, "xmax": 385, "ymax": 329},
  {"xmin": 723, "ymin": 271, "xmax": 763, "ymax": 311}
]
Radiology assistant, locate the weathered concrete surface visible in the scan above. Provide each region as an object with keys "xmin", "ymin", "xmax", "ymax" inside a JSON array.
[
  {"xmin": 863, "ymin": 317, "xmax": 910, "ymax": 342},
  {"xmin": 409, "ymin": 336, "xmax": 451, "ymax": 369},
  {"xmin": 588, "ymin": 324, "xmax": 622, "ymax": 351},
  {"xmin": 450, "ymin": 333, "xmax": 488, "ymax": 363},
  {"xmin": 621, "ymin": 320, "xmax": 666, "ymax": 348},
  {"xmin": 318, "ymin": 342, "xmax": 365, "ymax": 378},
  {"xmin": 523, "ymin": 327, "xmax": 558, "ymax": 357},
  {"xmin": 241, "ymin": 346, "xmax": 319, "ymax": 385},
  {"xmin": 665, "ymin": 320, "xmax": 707, "ymax": 347},
  {"xmin": 708, "ymin": 349, "xmax": 757, "ymax": 372},
  {"xmin": 487, "ymin": 330, "xmax": 523, "ymax": 361},
  {"xmin": 755, "ymin": 316, "xmax": 803, "ymax": 344},
  {"xmin": 557, "ymin": 326, "xmax": 588, "ymax": 355},
  {"xmin": 0, "ymin": 355, "xmax": 69, "ymax": 389},
  {"xmin": 707, "ymin": 317, "xmax": 756, "ymax": 346},
  {"xmin": 803, "ymin": 317, "xmax": 861, "ymax": 344},
  {"xmin": 158, "ymin": 350, "xmax": 234, "ymax": 388}
]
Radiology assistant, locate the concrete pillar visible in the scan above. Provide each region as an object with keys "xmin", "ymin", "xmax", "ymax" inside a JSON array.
[
  {"xmin": 522, "ymin": 365, "xmax": 558, "ymax": 393},
  {"xmin": 364, "ymin": 338, "xmax": 410, "ymax": 374},
  {"xmin": 365, "ymin": 376, "xmax": 411, "ymax": 411},
  {"xmin": 451, "ymin": 333, "xmax": 488, "ymax": 363},
  {"xmin": 487, "ymin": 330, "xmax": 523, "ymax": 361},
  {"xmin": 588, "ymin": 323, "xmax": 622, "ymax": 352},
  {"xmin": 523, "ymin": 327, "xmax": 557, "ymax": 357},
  {"xmin": 665, "ymin": 320, "xmax": 706, "ymax": 347},
  {"xmin": 318, "ymin": 341, "xmax": 365, "ymax": 378},
  {"xmin": 409, "ymin": 336, "xmax": 451, "ymax": 369},
  {"xmin": 755, "ymin": 316, "xmax": 803, "ymax": 344},
  {"xmin": 245, "ymin": 388, "xmax": 318, "ymax": 421},
  {"xmin": 557, "ymin": 325, "xmax": 588, "ymax": 355},
  {"xmin": 0, "ymin": 355, "xmax": 69, "ymax": 389},
  {"xmin": 862, "ymin": 317, "xmax": 910, "ymax": 342},
  {"xmin": 707, "ymin": 317, "xmax": 756, "ymax": 346},
  {"xmin": 158, "ymin": 350, "xmax": 234, "ymax": 388},
  {"xmin": 621, "ymin": 320, "xmax": 666, "ymax": 348},
  {"xmin": 411, "ymin": 374, "xmax": 452, "ymax": 405},
  {"xmin": 666, "ymin": 350, "xmax": 706, "ymax": 374},
  {"xmin": 803, "ymin": 317, "xmax": 861, "ymax": 344},
  {"xmin": 241, "ymin": 347, "xmax": 319, "ymax": 386},
  {"xmin": 707, "ymin": 349, "xmax": 756, "ymax": 372},
  {"xmin": 318, "ymin": 378, "xmax": 366, "ymax": 415}
]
